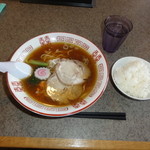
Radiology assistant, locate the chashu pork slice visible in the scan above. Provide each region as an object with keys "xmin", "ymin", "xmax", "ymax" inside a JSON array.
[
  {"xmin": 46, "ymin": 73, "xmax": 83, "ymax": 104},
  {"xmin": 55, "ymin": 59, "xmax": 91, "ymax": 85}
]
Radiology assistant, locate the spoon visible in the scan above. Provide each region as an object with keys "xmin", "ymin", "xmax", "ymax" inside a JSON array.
[{"xmin": 0, "ymin": 61, "xmax": 32, "ymax": 79}]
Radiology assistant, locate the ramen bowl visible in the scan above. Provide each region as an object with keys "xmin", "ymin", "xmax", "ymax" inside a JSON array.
[{"xmin": 7, "ymin": 32, "xmax": 109, "ymax": 117}]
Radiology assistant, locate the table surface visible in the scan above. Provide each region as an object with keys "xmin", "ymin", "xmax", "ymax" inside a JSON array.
[{"xmin": 0, "ymin": 0, "xmax": 150, "ymax": 146}]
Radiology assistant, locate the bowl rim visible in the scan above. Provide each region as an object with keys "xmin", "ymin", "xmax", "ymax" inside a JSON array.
[{"xmin": 7, "ymin": 32, "xmax": 109, "ymax": 117}]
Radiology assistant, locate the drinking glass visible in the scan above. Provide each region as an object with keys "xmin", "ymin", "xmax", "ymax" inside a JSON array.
[{"xmin": 102, "ymin": 15, "xmax": 133, "ymax": 53}]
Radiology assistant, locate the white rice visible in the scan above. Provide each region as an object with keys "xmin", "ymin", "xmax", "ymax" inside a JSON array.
[{"xmin": 114, "ymin": 60, "xmax": 150, "ymax": 98}]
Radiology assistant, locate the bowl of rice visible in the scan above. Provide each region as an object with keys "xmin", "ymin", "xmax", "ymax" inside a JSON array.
[{"xmin": 112, "ymin": 56, "xmax": 150, "ymax": 100}]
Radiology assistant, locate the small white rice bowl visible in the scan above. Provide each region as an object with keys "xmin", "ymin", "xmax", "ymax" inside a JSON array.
[{"xmin": 112, "ymin": 56, "xmax": 150, "ymax": 100}]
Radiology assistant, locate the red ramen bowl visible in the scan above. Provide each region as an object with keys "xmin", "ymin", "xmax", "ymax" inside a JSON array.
[{"xmin": 7, "ymin": 32, "xmax": 109, "ymax": 117}]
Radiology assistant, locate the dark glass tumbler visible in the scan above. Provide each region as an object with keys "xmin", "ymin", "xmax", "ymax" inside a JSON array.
[{"xmin": 102, "ymin": 15, "xmax": 133, "ymax": 53}]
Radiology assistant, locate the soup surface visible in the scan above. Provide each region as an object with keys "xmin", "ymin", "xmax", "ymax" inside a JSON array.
[{"xmin": 21, "ymin": 42, "xmax": 97, "ymax": 107}]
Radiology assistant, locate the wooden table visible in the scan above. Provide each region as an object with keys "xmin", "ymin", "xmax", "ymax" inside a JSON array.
[{"xmin": 0, "ymin": 136, "xmax": 150, "ymax": 150}]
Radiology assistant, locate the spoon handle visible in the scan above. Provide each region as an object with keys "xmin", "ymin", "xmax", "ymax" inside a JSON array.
[
  {"xmin": 0, "ymin": 62, "xmax": 15, "ymax": 73},
  {"xmin": 0, "ymin": 61, "xmax": 32, "ymax": 79}
]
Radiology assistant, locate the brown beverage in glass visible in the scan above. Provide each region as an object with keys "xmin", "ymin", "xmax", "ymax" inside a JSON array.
[{"xmin": 102, "ymin": 15, "xmax": 133, "ymax": 53}]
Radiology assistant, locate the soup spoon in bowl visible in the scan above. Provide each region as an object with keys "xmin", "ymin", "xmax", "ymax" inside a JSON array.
[{"xmin": 0, "ymin": 61, "xmax": 32, "ymax": 79}]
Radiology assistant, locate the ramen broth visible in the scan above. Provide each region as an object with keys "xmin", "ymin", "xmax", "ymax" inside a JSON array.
[{"xmin": 21, "ymin": 43, "xmax": 97, "ymax": 107}]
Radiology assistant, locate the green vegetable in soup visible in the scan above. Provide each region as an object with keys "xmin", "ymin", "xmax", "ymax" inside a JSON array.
[
  {"xmin": 27, "ymin": 59, "xmax": 48, "ymax": 67},
  {"xmin": 27, "ymin": 74, "xmax": 41, "ymax": 84}
]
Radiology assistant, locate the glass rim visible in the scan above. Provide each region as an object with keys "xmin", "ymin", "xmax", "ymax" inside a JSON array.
[{"xmin": 104, "ymin": 15, "xmax": 133, "ymax": 36}]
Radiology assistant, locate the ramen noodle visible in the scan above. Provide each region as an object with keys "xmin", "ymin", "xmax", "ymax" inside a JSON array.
[{"xmin": 21, "ymin": 43, "xmax": 97, "ymax": 107}]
